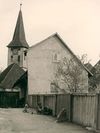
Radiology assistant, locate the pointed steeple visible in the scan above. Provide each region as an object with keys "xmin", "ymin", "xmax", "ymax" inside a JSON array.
[{"xmin": 7, "ymin": 8, "xmax": 29, "ymax": 48}]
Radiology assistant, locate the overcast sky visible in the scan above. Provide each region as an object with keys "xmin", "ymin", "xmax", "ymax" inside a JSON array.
[{"xmin": 0, "ymin": 0, "xmax": 100, "ymax": 70}]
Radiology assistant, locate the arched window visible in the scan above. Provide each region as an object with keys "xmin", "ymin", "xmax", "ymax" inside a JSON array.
[{"xmin": 52, "ymin": 53, "xmax": 60, "ymax": 62}]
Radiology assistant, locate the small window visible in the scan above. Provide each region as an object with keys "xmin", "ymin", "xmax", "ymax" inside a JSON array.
[
  {"xmin": 11, "ymin": 55, "xmax": 13, "ymax": 61},
  {"xmin": 24, "ymin": 51, "xmax": 27, "ymax": 60},
  {"xmin": 11, "ymin": 48, "xmax": 13, "ymax": 51},
  {"xmin": 52, "ymin": 53, "xmax": 60, "ymax": 62},
  {"xmin": 24, "ymin": 51, "xmax": 27, "ymax": 56},
  {"xmin": 18, "ymin": 55, "xmax": 20, "ymax": 62}
]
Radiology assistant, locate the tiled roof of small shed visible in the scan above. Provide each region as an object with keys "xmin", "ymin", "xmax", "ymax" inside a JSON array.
[{"xmin": 0, "ymin": 63, "xmax": 25, "ymax": 89}]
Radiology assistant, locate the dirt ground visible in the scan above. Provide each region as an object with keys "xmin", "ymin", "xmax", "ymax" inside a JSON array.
[{"xmin": 0, "ymin": 108, "xmax": 93, "ymax": 133}]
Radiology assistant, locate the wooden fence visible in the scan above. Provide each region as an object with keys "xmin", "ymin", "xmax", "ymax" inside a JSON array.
[
  {"xmin": 71, "ymin": 94, "xmax": 97, "ymax": 128},
  {"xmin": 56, "ymin": 94, "xmax": 71, "ymax": 120},
  {"xmin": 44, "ymin": 95, "xmax": 56, "ymax": 116},
  {"xmin": 28, "ymin": 93, "xmax": 100, "ymax": 130},
  {"xmin": 28, "ymin": 94, "xmax": 71, "ymax": 119}
]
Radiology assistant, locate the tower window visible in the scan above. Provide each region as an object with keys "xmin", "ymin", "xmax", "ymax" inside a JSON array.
[
  {"xmin": 24, "ymin": 51, "xmax": 27, "ymax": 56},
  {"xmin": 24, "ymin": 51, "xmax": 27, "ymax": 60},
  {"xmin": 18, "ymin": 55, "xmax": 20, "ymax": 62},
  {"xmin": 11, "ymin": 55, "xmax": 13, "ymax": 61},
  {"xmin": 11, "ymin": 48, "xmax": 13, "ymax": 51}
]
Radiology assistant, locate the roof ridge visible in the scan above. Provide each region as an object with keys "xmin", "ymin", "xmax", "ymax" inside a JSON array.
[
  {"xmin": 29, "ymin": 32, "xmax": 58, "ymax": 49},
  {"xmin": 29, "ymin": 33, "xmax": 93, "ymax": 76}
]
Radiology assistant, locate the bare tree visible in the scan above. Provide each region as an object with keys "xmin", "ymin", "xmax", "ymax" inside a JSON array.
[
  {"xmin": 52, "ymin": 55, "xmax": 88, "ymax": 93},
  {"xmin": 77, "ymin": 54, "xmax": 88, "ymax": 64}
]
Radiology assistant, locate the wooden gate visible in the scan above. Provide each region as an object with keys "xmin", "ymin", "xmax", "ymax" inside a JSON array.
[{"xmin": 0, "ymin": 92, "xmax": 19, "ymax": 108}]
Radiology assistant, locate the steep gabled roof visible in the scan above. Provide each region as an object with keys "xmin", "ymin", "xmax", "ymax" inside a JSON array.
[
  {"xmin": 7, "ymin": 9, "xmax": 29, "ymax": 48},
  {"xmin": 0, "ymin": 63, "xmax": 25, "ymax": 89},
  {"xmin": 29, "ymin": 33, "xmax": 93, "ymax": 76}
]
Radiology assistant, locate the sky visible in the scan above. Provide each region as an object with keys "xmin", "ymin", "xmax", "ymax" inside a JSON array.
[{"xmin": 0, "ymin": 0, "xmax": 100, "ymax": 70}]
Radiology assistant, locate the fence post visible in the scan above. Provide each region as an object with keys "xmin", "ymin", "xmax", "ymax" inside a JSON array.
[
  {"xmin": 69, "ymin": 94, "xmax": 74, "ymax": 122},
  {"xmin": 54, "ymin": 94, "xmax": 57, "ymax": 116},
  {"xmin": 96, "ymin": 94, "xmax": 99, "ymax": 130}
]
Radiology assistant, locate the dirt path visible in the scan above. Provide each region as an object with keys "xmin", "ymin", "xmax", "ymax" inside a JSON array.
[{"xmin": 0, "ymin": 108, "xmax": 92, "ymax": 133}]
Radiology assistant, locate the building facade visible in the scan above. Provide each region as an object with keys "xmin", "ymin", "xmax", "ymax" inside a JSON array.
[{"xmin": 28, "ymin": 33, "xmax": 90, "ymax": 95}]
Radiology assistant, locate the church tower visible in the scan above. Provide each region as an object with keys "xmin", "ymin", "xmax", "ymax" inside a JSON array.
[{"xmin": 7, "ymin": 6, "xmax": 29, "ymax": 70}]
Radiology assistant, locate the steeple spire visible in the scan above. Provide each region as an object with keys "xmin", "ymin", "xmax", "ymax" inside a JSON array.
[
  {"xmin": 7, "ymin": 7, "xmax": 29, "ymax": 48},
  {"xmin": 20, "ymin": 3, "xmax": 22, "ymax": 10}
]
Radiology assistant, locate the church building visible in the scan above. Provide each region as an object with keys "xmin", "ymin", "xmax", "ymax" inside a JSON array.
[{"xmin": 0, "ymin": 7, "xmax": 29, "ymax": 107}]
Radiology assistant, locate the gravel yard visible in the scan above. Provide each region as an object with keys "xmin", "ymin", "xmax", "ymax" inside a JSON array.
[{"xmin": 0, "ymin": 108, "xmax": 92, "ymax": 133}]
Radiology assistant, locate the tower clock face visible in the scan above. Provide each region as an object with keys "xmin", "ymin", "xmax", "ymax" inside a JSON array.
[{"xmin": 12, "ymin": 49, "xmax": 18, "ymax": 55}]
